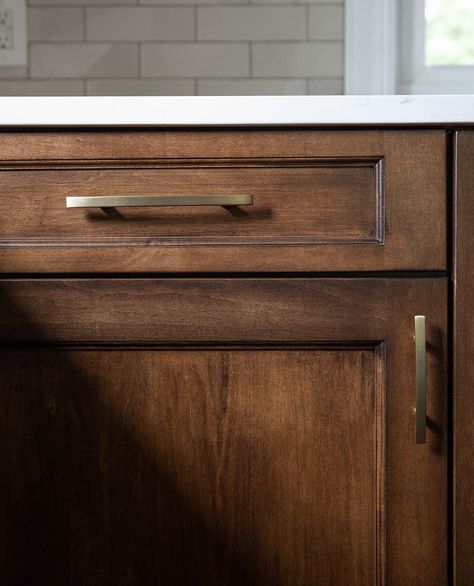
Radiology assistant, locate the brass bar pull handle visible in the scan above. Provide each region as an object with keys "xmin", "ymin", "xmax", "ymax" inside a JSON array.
[
  {"xmin": 65, "ymin": 194, "xmax": 253, "ymax": 208},
  {"xmin": 415, "ymin": 315, "xmax": 426, "ymax": 444}
]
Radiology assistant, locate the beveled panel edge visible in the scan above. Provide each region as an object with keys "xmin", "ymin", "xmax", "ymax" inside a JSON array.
[
  {"xmin": 0, "ymin": 156, "xmax": 385, "ymax": 248},
  {"xmin": 0, "ymin": 339, "xmax": 387, "ymax": 584},
  {"xmin": 375, "ymin": 343, "xmax": 387, "ymax": 586},
  {"xmin": 0, "ymin": 156, "xmax": 382, "ymax": 170}
]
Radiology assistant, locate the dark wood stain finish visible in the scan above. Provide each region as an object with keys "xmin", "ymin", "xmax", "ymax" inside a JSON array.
[
  {"xmin": 0, "ymin": 158, "xmax": 383, "ymax": 244},
  {"xmin": 0, "ymin": 130, "xmax": 445, "ymax": 272},
  {"xmin": 2, "ymin": 348, "xmax": 380, "ymax": 585},
  {"xmin": 0, "ymin": 127, "xmax": 453, "ymax": 585},
  {"xmin": 0, "ymin": 277, "xmax": 447, "ymax": 585},
  {"xmin": 454, "ymin": 131, "xmax": 474, "ymax": 585}
]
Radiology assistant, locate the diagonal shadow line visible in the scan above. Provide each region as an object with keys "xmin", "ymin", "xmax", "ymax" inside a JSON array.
[
  {"xmin": 426, "ymin": 326, "xmax": 445, "ymax": 456},
  {"xmin": 0, "ymin": 286, "xmax": 261, "ymax": 586},
  {"xmin": 86, "ymin": 206, "xmax": 273, "ymax": 224}
]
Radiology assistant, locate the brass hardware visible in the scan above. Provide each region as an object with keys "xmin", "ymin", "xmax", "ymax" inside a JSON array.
[
  {"xmin": 65, "ymin": 194, "xmax": 253, "ymax": 208},
  {"xmin": 415, "ymin": 315, "xmax": 426, "ymax": 444}
]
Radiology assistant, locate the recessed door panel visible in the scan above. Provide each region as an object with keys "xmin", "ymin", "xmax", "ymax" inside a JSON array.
[{"xmin": 0, "ymin": 278, "xmax": 447, "ymax": 585}]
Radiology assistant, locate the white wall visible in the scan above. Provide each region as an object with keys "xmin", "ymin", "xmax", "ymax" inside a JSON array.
[{"xmin": 0, "ymin": 0, "xmax": 344, "ymax": 95}]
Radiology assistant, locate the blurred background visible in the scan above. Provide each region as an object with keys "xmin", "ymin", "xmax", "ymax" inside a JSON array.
[{"xmin": 0, "ymin": 0, "xmax": 472, "ymax": 96}]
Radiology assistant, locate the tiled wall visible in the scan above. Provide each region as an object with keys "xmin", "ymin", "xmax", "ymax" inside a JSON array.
[{"xmin": 0, "ymin": 0, "xmax": 344, "ymax": 96}]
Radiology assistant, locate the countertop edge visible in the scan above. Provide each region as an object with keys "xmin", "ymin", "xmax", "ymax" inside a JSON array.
[{"xmin": 0, "ymin": 95, "xmax": 474, "ymax": 126}]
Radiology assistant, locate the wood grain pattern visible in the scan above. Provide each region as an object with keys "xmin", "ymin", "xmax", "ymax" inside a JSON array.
[
  {"xmin": 0, "ymin": 130, "xmax": 446, "ymax": 272},
  {"xmin": 0, "ymin": 126, "xmax": 450, "ymax": 583},
  {"xmin": 1, "ymin": 347, "xmax": 382, "ymax": 586},
  {"xmin": 0, "ymin": 159, "xmax": 382, "ymax": 245},
  {"xmin": 0, "ymin": 277, "xmax": 447, "ymax": 584},
  {"xmin": 0, "ymin": 277, "xmax": 444, "ymax": 344},
  {"xmin": 454, "ymin": 131, "xmax": 474, "ymax": 585}
]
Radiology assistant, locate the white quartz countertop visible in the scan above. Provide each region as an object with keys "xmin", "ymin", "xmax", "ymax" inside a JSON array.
[{"xmin": 1, "ymin": 95, "xmax": 474, "ymax": 126}]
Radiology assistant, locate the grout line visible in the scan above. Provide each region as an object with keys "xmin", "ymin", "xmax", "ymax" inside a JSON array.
[
  {"xmin": 82, "ymin": 6, "xmax": 87, "ymax": 42},
  {"xmin": 26, "ymin": 42, "xmax": 31, "ymax": 79},
  {"xmin": 0, "ymin": 75, "xmax": 343, "ymax": 82},
  {"xmin": 28, "ymin": 2, "xmax": 343, "ymax": 5},
  {"xmin": 249, "ymin": 42, "xmax": 253, "ymax": 77},
  {"xmin": 193, "ymin": 5, "xmax": 197, "ymax": 41},
  {"xmin": 0, "ymin": 76, "xmax": 342, "ymax": 81},
  {"xmin": 27, "ymin": 39, "xmax": 343, "ymax": 46},
  {"xmin": 306, "ymin": 4, "xmax": 310, "ymax": 41}
]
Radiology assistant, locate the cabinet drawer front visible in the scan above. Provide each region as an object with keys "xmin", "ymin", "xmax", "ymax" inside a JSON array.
[{"xmin": 0, "ymin": 130, "xmax": 446, "ymax": 272}]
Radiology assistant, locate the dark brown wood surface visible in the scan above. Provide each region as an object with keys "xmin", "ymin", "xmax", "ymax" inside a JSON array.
[
  {"xmin": 0, "ymin": 130, "xmax": 446, "ymax": 272},
  {"xmin": 0, "ymin": 162, "xmax": 381, "ymax": 243},
  {"xmin": 454, "ymin": 132, "xmax": 474, "ymax": 584},
  {"xmin": 0, "ymin": 277, "xmax": 445, "ymax": 344},
  {"xmin": 0, "ymin": 277, "xmax": 447, "ymax": 585}
]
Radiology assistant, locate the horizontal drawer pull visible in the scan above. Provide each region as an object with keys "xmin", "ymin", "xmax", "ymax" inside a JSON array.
[{"xmin": 65, "ymin": 194, "xmax": 253, "ymax": 208}]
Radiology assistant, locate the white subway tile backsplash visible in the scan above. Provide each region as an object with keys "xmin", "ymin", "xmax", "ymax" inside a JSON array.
[
  {"xmin": 197, "ymin": 6, "xmax": 305, "ymax": 41},
  {"xmin": 309, "ymin": 5, "xmax": 344, "ymax": 40},
  {"xmin": 253, "ymin": 42, "xmax": 343, "ymax": 77},
  {"xmin": 1, "ymin": 1, "xmax": 346, "ymax": 96},
  {"xmin": 28, "ymin": 7, "xmax": 83, "ymax": 42},
  {"xmin": 141, "ymin": 0, "xmax": 245, "ymax": 4},
  {"xmin": 0, "ymin": 79, "xmax": 84, "ymax": 95},
  {"xmin": 198, "ymin": 78, "xmax": 306, "ymax": 95},
  {"xmin": 30, "ymin": 44, "xmax": 138, "ymax": 78},
  {"xmin": 0, "ymin": 66, "xmax": 28, "ymax": 78},
  {"xmin": 142, "ymin": 43, "xmax": 249, "ymax": 78},
  {"xmin": 29, "ymin": 0, "xmax": 135, "ymax": 5},
  {"xmin": 87, "ymin": 7, "xmax": 193, "ymax": 42},
  {"xmin": 88, "ymin": 78, "xmax": 194, "ymax": 95},
  {"xmin": 308, "ymin": 77, "xmax": 343, "ymax": 94},
  {"xmin": 251, "ymin": 0, "xmax": 342, "ymax": 3}
]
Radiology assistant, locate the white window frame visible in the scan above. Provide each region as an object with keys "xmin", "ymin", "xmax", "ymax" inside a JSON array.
[{"xmin": 345, "ymin": 0, "xmax": 474, "ymax": 94}]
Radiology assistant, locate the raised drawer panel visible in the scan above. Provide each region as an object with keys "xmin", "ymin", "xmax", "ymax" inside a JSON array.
[
  {"xmin": 0, "ymin": 130, "xmax": 445, "ymax": 272},
  {"xmin": 1, "ymin": 160, "xmax": 381, "ymax": 245}
]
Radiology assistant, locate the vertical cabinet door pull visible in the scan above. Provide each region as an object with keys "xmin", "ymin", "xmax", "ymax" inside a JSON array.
[{"xmin": 415, "ymin": 315, "xmax": 426, "ymax": 444}]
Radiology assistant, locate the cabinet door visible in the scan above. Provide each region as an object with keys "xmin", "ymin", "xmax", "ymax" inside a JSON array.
[{"xmin": 0, "ymin": 278, "xmax": 447, "ymax": 585}]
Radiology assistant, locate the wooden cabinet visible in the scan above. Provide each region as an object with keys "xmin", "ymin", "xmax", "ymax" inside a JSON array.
[
  {"xmin": 1, "ymin": 278, "xmax": 447, "ymax": 585},
  {"xmin": 0, "ymin": 130, "xmax": 445, "ymax": 273},
  {"xmin": 0, "ymin": 128, "xmax": 464, "ymax": 585}
]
